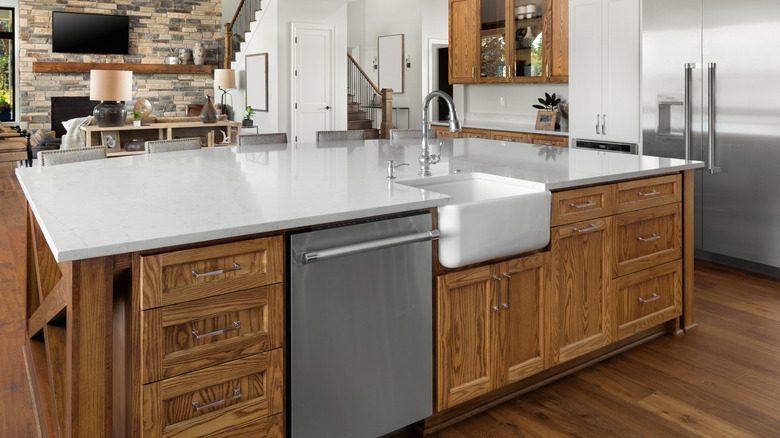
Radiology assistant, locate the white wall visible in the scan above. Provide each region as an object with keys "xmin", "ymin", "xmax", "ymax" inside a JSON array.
[
  {"xmin": 222, "ymin": 0, "xmax": 240, "ymax": 27},
  {"xmin": 463, "ymin": 83, "xmax": 569, "ymax": 126}
]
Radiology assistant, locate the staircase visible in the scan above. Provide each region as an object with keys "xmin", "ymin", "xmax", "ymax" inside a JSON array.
[{"xmin": 347, "ymin": 94, "xmax": 379, "ymax": 139}]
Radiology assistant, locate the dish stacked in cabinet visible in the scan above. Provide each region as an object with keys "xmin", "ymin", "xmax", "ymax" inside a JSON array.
[{"xmin": 139, "ymin": 236, "xmax": 285, "ymax": 437}]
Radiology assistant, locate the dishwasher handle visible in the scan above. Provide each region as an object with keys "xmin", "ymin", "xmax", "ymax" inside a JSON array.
[{"xmin": 302, "ymin": 230, "xmax": 440, "ymax": 264}]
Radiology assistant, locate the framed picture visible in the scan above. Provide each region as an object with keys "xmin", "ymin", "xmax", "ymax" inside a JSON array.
[
  {"xmin": 535, "ymin": 110, "xmax": 558, "ymax": 131},
  {"xmin": 101, "ymin": 130, "xmax": 120, "ymax": 149},
  {"xmin": 246, "ymin": 53, "xmax": 268, "ymax": 112}
]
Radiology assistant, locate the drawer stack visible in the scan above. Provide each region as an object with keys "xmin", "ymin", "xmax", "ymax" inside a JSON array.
[{"xmin": 139, "ymin": 236, "xmax": 285, "ymax": 438}]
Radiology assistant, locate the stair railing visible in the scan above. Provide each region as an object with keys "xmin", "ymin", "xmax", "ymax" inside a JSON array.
[
  {"xmin": 347, "ymin": 54, "xmax": 393, "ymax": 138},
  {"xmin": 220, "ymin": 0, "xmax": 262, "ymax": 68}
]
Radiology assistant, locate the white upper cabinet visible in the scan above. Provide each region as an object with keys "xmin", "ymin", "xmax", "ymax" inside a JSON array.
[{"xmin": 569, "ymin": 0, "xmax": 640, "ymax": 144}]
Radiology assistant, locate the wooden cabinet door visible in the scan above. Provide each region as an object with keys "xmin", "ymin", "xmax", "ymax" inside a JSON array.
[
  {"xmin": 436, "ymin": 266, "xmax": 499, "ymax": 411},
  {"xmin": 495, "ymin": 253, "xmax": 550, "ymax": 386},
  {"xmin": 547, "ymin": 0, "xmax": 569, "ymax": 82},
  {"xmin": 551, "ymin": 217, "xmax": 613, "ymax": 364},
  {"xmin": 449, "ymin": 0, "xmax": 479, "ymax": 83}
]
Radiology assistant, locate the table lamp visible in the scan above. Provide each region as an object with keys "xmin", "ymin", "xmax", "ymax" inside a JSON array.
[
  {"xmin": 90, "ymin": 69, "xmax": 133, "ymax": 127},
  {"xmin": 214, "ymin": 69, "xmax": 236, "ymax": 114}
]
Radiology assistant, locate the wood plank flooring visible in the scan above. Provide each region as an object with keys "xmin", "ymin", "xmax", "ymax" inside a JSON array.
[{"xmin": 2, "ymin": 162, "xmax": 779, "ymax": 437}]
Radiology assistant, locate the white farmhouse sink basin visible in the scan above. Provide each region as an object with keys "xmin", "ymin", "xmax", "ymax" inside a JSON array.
[{"xmin": 399, "ymin": 173, "xmax": 551, "ymax": 268}]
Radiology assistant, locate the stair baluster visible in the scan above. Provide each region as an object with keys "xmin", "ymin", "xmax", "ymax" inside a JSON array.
[{"xmin": 347, "ymin": 54, "xmax": 392, "ymax": 139}]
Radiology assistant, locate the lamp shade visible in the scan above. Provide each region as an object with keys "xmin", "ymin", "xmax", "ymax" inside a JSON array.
[
  {"xmin": 89, "ymin": 70, "xmax": 132, "ymax": 101},
  {"xmin": 214, "ymin": 69, "xmax": 236, "ymax": 89}
]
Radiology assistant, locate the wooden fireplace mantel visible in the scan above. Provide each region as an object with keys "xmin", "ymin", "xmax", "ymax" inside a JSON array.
[{"xmin": 33, "ymin": 62, "xmax": 213, "ymax": 75}]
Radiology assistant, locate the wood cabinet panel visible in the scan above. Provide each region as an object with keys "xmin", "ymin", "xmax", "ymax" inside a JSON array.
[
  {"xmin": 551, "ymin": 184, "xmax": 615, "ymax": 226},
  {"xmin": 142, "ymin": 350, "xmax": 283, "ymax": 438},
  {"xmin": 497, "ymin": 253, "xmax": 550, "ymax": 385},
  {"xmin": 432, "ymin": 125, "xmax": 461, "ymax": 138},
  {"xmin": 490, "ymin": 130, "xmax": 531, "ymax": 143},
  {"xmin": 530, "ymin": 134, "xmax": 569, "ymax": 147},
  {"xmin": 436, "ymin": 266, "xmax": 497, "ymax": 411},
  {"xmin": 461, "ymin": 128, "xmax": 490, "ymax": 139},
  {"xmin": 548, "ymin": 0, "xmax": 570, "ymax": 82},
  {"xmin": 551, "ymin": 217, "xmax": 612, "ymax": 364},
  {"xmin": 143, "ymin": 284, "xmax": 283, "ymax": 383},
  {"xmin": 449, "ymin": 0, "xmax": 479, "ymax": 83},
  {"xmin": 614, "ymin": 261, "xmax": 682, "ymax": 340},
  {"xmin": 141, "ymin": 236, "xmax": 284, "ymax": 309},
  {"xmin": 615, "ymin": 174, "xmax": 681, "ymax": 213},
  {"xmin": 613, "ymin": 203, "xmax": 682, "ymax": 277}
]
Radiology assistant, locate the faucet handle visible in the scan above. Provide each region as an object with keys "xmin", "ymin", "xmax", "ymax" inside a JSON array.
[{"xmin": 386, "ymin": 160, "xmax": 409, "ymax": 180}]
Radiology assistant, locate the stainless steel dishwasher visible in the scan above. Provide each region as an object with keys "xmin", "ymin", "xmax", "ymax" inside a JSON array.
[{"xmin": 290, "ymin": 212, "xmax": 437, "ymax": 438}]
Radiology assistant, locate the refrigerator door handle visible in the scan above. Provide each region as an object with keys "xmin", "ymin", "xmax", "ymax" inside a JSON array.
[
  {"xmin": 684, "ymin": 63, "xmax": 697, "ymax": 161},
  {"xmin": 707, "ymin": 62, "xmax": 721, "ymax": 174}
]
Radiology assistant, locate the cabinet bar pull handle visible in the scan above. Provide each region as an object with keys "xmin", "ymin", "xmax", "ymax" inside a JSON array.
[
  {"xmin": 492, "ymin": 275, "xmax": 502, "ymax": 312},
  {"xmin": 192, "ymin": 388, "xmax": 242, "ymax": 412},
  {"xmin": 602, "ymin": 114, "xmax": 606, "ymax": 135},
  {"xmin": 570, "ymin": 200, "xmax": 596, "ymax": 209},
  {"xmin": 639, "ymin": 293, "xmax": 661, "ymax": 304},
  {"xmin": 638, "ymin": 234, "xmax": 661, "ymax": 242},
  {"xmin": 502, "ymin": 273, "xmax": 511, "ymax": 309},
  {"xmin": 503, "ymin": 138, "xmax": 515, "ymax": 142},
  {"xmin": 596, "ymin": 114, "xmax": 601, "ymax": 135},
  {"xmin": 546, "ymin": 63, "xmax": 550, "ymax": 78},
  {"xmin": 192, "ymin": 262, "xmax": 241, "ymax": 278},
  {"xmin": 192, "ymin": 321, "xmax": 241, "ymax": 340},
  {"xmin": 472, "ymin": 66, "xmax": 475, "ymax": 79},
  {"xmin": 638, "ymin": 189, "xmax": 661, "ymax": 197},
  {"xmin": 573, "ymin": 224, "xmax": 599, "ymax": 233}
]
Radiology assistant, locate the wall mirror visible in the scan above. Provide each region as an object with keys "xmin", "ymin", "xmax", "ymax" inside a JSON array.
[
  {"xmin": 378, "ymin": 34, "xmax": 404, "ymax": 93},
  {"xmin": 246, "ymin": 52, "xmax": 269, "ymax": 112}
]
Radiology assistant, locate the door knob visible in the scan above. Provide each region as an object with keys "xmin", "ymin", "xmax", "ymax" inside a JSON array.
[{"xmin": 325, "ymin": 106, "xmax": 331, "ymax": 110}]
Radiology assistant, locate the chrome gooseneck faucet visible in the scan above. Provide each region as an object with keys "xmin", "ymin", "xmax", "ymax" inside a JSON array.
[{"xmin": 420, "ymin": 90, "xmax": 461, "ymax": 176}]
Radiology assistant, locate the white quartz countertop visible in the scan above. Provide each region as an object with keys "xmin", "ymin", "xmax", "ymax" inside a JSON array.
[
  {"xmin": 431, "ymin": 120, "xmax": 569, "ymax": 136},
  {"xmin": 16, "ymin": 139, "xmax": 702, "ymax": 262}
]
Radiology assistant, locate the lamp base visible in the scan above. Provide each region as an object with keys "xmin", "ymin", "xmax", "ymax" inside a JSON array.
[{"xmin": 93, "ymin": 101, "xmax": 127, "ymax": 127}]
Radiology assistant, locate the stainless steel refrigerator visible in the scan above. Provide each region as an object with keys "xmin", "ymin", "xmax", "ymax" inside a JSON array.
[{"xmin": 642, "ymin": 0, "xmax": 780, "ymax": 272}]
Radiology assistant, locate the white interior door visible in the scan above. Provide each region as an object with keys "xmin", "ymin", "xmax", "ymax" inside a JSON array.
[{"xmin": 293, "ymin": 24, "xmax": 334, "ymax": 143}]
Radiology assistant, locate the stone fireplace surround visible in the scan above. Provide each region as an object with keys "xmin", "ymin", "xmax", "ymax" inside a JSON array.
[{"xmin": 19, "ymin": 0, "xmax": 223, "ymax": 132}]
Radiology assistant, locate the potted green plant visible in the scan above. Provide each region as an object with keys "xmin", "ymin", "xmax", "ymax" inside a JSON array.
[
  {"xmin": 132, "ymin": 110, "xmax": 142, "ymax": 127},
  {"xmin": 532, "ymin": 93, "xmax": 562, "ymax": 131},
  {"xmin": 243, "ymin": 106, "xmax": 255, "ymax": 128}
]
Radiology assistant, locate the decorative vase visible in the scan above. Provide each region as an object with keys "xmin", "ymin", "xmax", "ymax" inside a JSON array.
[
  {"xmin": 520, "ymin": 26, "xmax": 535, "ymax": 49},
  {"xmin": 165, "ymin": 56, "xmax": 179, "ymax": 65},
  {"xmin": 133, "ymin": 120, "xmax": 142, "ymax": 127},
  {"xmin": 199, "ymin": 96, "xmax": 218, "ymax": 124},
  {"xmin": 177, "ymin": 48, "xmax": 191, "ymax": 65},
  {"xmin": 242, "ymin": 119, "xmax": 253, "ymax": 128},
  {"xmin": 124, "ymin": 138, "xmax": 145, "ymax": 152},
  {"xmin": 193, "ymin": 42, "xmax": 205, "ymax": 65}
]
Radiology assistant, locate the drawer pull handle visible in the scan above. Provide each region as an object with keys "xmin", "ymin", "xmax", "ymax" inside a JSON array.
[
  {"xmin": 573, "ymin": 224, "xmax": 599, "ymax": 233},
  {"xmin": 191, "ymin": 262, "xmax": 241, "ymax": 278},
  {"xmin": 192, "ymin": 388, "xmax": 242, "ymax": 412},
  {"xmin": 502, "ymin": 138, "xmax": 515, "ymax": 142},
  {"xmin": 492, "ymin": 275, "xmax": 502, "ymax": 312},
  {"xmin": 638, "ymin": 189, "xmax": 661, "ymax": 197},
  {"xmin": 469, "ymin": 135, "xmax": 481, "ymax": 139},
  {"xmin": 192, "ymin": 321, "xmax": 241, "ymax": 340},
  {"xmin": 502, "ymin": 273, "xmax": 512, "ymax": 309},
  {"xmin": 570, "ymin": 201, "xmax": 596, "ymax": 209},
  {"xmin": 638, "ymin": 234, "xmax": 661, "ymax": 242},
  {"xmin": 639, "ymin": 293, "xmax": 661, "ymax": 304}
]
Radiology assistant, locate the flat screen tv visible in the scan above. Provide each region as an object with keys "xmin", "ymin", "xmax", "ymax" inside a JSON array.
[{"xmin": 52, "ymin": 12, "xmax": 130, "ymax": 55}]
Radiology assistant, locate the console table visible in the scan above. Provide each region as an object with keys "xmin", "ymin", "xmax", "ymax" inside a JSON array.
[{"xmin": 81, "ymin": 121, "xmax": 241, "ymax": 152}]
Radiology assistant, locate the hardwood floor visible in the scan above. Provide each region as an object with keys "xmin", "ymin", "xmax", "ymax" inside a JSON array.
[{"xmin": 2, "ymin": 162, "xmax": 779, "ymax": 437}]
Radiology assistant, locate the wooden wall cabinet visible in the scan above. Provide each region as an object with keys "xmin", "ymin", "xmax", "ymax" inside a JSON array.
[
  {"xmin": 436, "ymin": 253, "xmax": 549, "ymax": 411},
  {"xmin": 569, "ymin": 0, "xmax": 640, "ymax": 143},
  {"xmin": 449, "ymin": 0, "xmax": 569, "ymax": 84}
]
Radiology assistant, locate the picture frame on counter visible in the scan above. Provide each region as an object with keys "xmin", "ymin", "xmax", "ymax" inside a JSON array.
[
  {"xmin": 535, "ymin": 110, "xmax": 558, "ymax": 131},
  {"xmin": 101, "ymin": 130, "xmax": 120, "ymax": 149}
]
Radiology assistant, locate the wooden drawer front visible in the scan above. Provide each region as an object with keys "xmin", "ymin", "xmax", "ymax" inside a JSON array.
[
  {"xmin": 490, "ymin": 131, "xmax": 530, "ymax": 143},
  {"xmin": 142, "ymin": 350, "xmax": 284, "ymax": 438},
  {"xmin": 614, "ymin": 203, "xmax": 682, "ymax": 277},
  {"xmin": 461, "ymin": 128, "xmax": 490, "ymax": 139},
  {"xmin": 143, "ymin": 284, "xmax": 283, "ymax": 383},
  {"xmin": 141, "ymin": 235, "xmax": 283, "ymax": 309},
  {"xmin": 552, "ymin": 185, "xmax": 615, "ymax": 226},
  {"xmin": 615, "ymin": 261, "xmax": 682, "ymax": 340},
  {"xmin": 433, "ymin": 126, "xmax": 460, "ymax": 138},
  {"xmin": 616, "ymin": 174, "xmax": 681, "ymax": 213},
  {"xmin": 530, "ymin": 134, "xmax": 568, "ymax": 147}
]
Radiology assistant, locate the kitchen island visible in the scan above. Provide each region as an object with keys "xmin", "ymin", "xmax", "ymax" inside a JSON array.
[{"xmin": 16, "ymin": 139, "xmax": 702, "ymax": 437}]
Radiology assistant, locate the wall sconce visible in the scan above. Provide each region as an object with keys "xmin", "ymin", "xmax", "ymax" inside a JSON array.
[
  {"xmin": 405, "ymin": 54, "xmax": 411, "ymax": 70},
  {"xmin": 373, "ymin": 56, "xmax": 378, "ymax": 70}
]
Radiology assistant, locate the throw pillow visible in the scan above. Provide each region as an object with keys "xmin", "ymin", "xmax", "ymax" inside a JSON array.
[
  {"xmin": 29, "ymin": 129, "xmax": 45, "ymax": 148},
  {"xmin": 61, "ymin": 116, "xmax": 93, "ymax": 149}
]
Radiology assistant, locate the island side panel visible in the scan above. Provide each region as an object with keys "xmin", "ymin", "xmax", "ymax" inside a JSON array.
[{"xmin": 682, "ymin": 169, "xmax": 696, "ymax": 331}]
